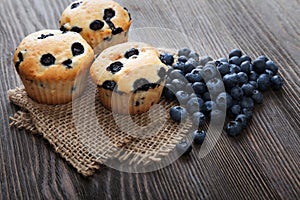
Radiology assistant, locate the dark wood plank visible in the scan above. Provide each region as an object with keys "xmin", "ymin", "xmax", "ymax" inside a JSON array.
[{"xmin": 0, "ymin": 0, "xmax": 299, "ymax": 199}]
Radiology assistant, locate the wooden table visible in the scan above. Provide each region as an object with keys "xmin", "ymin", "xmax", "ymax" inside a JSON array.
[{"xmin": 1, "ymin": 0, "xmax": 299, "ymax": 199}]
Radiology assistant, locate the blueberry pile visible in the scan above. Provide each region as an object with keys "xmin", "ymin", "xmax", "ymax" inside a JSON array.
[{"xmin": 160, "ymin": 48, "xmax": 284, "ymax": 155}]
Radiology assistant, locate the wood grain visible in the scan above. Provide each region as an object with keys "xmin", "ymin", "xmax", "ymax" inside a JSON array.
[{"xmin": 1, "ymin": 0, "xmax": 299, "ymax": 199}]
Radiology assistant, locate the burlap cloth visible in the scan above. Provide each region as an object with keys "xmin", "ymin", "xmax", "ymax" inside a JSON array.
[{"xmin": 8, "ymin": 69, "xmax": 192, "ymax": 176}]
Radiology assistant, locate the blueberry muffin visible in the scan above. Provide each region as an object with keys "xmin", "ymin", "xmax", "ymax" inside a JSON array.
[
  {"xmin": 59, "ymin": 0, "xmax": 132, "ymax": 55},
  {"xmin": 90, "ymin": 42, "xmax": 168, "ymax": 114},
  {"xmin": 13, "ymin": 29, "xmax": 94, "ymax": 104}
]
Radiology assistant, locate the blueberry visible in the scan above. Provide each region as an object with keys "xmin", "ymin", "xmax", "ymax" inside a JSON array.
[
  {"xmin": 176, "ymin": 139, "xmax": 192, "ymax": 156},
  {"xmin": 252, "ymin": 58, "xmax": 266, "ymax": 74},
  {"xmin": 217, "ymin": 62, "xmax": 230, "ymax": 76},
  {"xmin": 249, "ymin": 71, "xmax": 259, "ymax": 81},
  {"xmin": 102, "ymin": 80, "xmax": 116, "ymax": 91},
  {"xmin": 90, "ymin": 20, "xmax": 105, "ymax": 31},
  {"xmin": 202, "ymin": 64, "xmax": 217, "ymax": 80},
  {"xmin": 230, "ymin": 104, "xmax": 241, "ymax": 117},
  {"xmin": 240, "ymin": 61, "xmax": 251, "ymax": 74},
  {"xmin": 173, "ymin": 61, "xmax": 185, "ymax": 71},
  {"xmin": 163, "ymin": 84, "xmax": 176, "ymax": 101},
  {"xmin": 271, "ymin": 75, "xmax": 284, "ymax": 90},
  {"xmin": 192, "ymin": 82, "xmax": 207, "ymax": 95},
  {"xmin": 175, "ymin": 91, "xmax": 190, "ymax": 104},
  {"xmin": 70, "ymin": 26, "xmax": 83, "ymax": 33},
  {"xmin": 266, "ymin": 60, "xmax": 278, "ymax": 75},
  {"xmin": 235, "ymin": 114, "xmax": 248, "ymax": 128},
  {"xmin": 178, "ymin": 48, "xmax": 191, "ymax": 57},
  {"xmin": 185, "ymin": 69, "xmax": 203, "ymax": 83},
  {"xmin": 40, "ymin": 53, "xmax": 55, "ymax": 66},
  {"xmin": 169, "ymin": 69, "xmax": 185, "ymax": 80},
  {"xmin": 229, "ymin": 49, "xmax": 242, "ymax": 58},
  {"xmin": 199, "ymin": 56, "xmax": 213, "ymax": 66},
  {"xmin": 202, "ymin": 101, "xmax": 216, "ymax": 116},
  {"xmin": 257, "ymin": 74, "xmax": 272, "ymax": 91},
  {"xmin": 133, "ymin": 78, "xmax": 150, "ymax": 91},
  {"xmin": 186, "ymin": 97, "xmax": 204, "ymax": 114},
  {"xmin": 158, "ymin": 67, "xmax": 167, "ymax": 80},
  {"xmin": 251, "ymin": 90, "xmax": 263, "ymax": 104},
  {"xmin": 106, "ymin": 61, "xmax": 123, "ymax": 74},
  {"xmin": 242, "ymin": 108, "xmax": 253, "ymax": 120},
  {"xmin": 112, "ymin": 27, "xmax": 123, "ymax": 35},
  {"xmin": 265, "ymin": 69, "xmax": 274, "ymax": 77},
  {"xmin": 62, "ymin": 59, "xmax": 72, "ymax": 69},
  {"xmin": 170, "ymin": 106, "xmax": 188, "ymax": 122},
  {"xmin": 71, "ymin": 1, "xmax": 82, "ymax": 9},
  {"xmin": 229, "ymin": 56, "xmax": 241, "ymax": 66},
  {"xmin": 241, "ymin": 83, "xmax": 255, "ymax": 96},
  {"xmin": 240, "ymin": 97, "xmax": 254, "ymax": 109},
  {"xmin": 202, "ymin": 92, "xmax": 211, "ymax": 102},
  {"xmin": 189, "ymin": 52, "xmax": 200, "ymax": 61},
  {"xmin": 216, "ymin": 92, "xmax": 233, "ymax": 109},
  {"xmin": 104, "ymin": 8, "xmax": 116, "ymax": 21},
  {"xmin": 249, "ymin": 81, "xmax": 258, "ymax": 89},
  {"xmin": 226, "ymin": 121, "xmax": 243, "ymax": 137},
  {"xmin": 230, "ymin": 64, "xmax": 241, "ymax": 74},
  {"xmin": 206, "ymin": 78, "xmax": 224, "ymax": 96},
  {"xmin": 239, "ymin": 55, "xmax": 251, "ymax": 63},
  {"xmin": 172, "ymin": 79, "xmax": 186, "ymax": 91},
  {"xmin": 230, "ymin": 87, "xmax": 244, "ymax": 100},
  {"xmin": 192, "ymin": 130, "xmax": 206, "ymax": 145},
  {"xmin": 257, "ymin": 55, "xmax": 269, "ymax": 62},
  {"xmin": 160, "ymin": 53, "xmax": 174, "ymax": 65},
  {"xmin": 37, "ymin": 33, "xmax": 54, "ymax": 39},
  {"xmin": 123, "ymin": 7, "xmax": 132, "ymax": 21},
  {"xmin": 183, "ymin": 61, "xmax": 195, "ymax": 74},
  {"xmin": 217, "ymin": 57, "xmax": 228, "ymax": 63},
  {"xmin": 71, "ymin": 42, "xmax": 84, "ymax": 56},
  {"xmin": 223, "ymin": 73, "xmax": 239, "ymax": 89},
  {"xmin": 178, "ymin": 56, "xmax": 188, "ymax": 63},
  {"xmin": 237, "ymin": 72, "xmax": 248, "ymax": 85},
  {"xmin": 192, "ymin": 112, "xmax": 206, "ymax": 128},
  {"xmin": 125, "ymin": 48, "xmax": 139, "ymax": 59},
  {"xmin": 210, "ymin": 109, "xmax": 225, "ymax": 124}
]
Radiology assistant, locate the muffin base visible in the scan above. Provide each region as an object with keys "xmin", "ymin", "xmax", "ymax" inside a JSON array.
[
  {"xmin": 21, "ymin": 70, "xmax": 88, "ymax": 105},
  {"xmin": 97, "ymin": 84, "xmax": 164, "ymax": 115}
]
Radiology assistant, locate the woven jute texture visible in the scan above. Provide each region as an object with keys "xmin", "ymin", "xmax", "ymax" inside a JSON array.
[{"xmin": 8, "ymin": 80, "xmax": 192, "ymax": 176}]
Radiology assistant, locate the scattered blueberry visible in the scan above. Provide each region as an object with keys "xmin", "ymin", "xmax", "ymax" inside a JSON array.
[
  {"xmin": 202, "ymin": 64, "xmax": 217, "ymax": 80},
  {"xmin": 175, "ymin": 91, "xmax": 190, "ymax": 105},
  {"xmin": 178, "ymin": 48, "xmax": 191, "ymax": 57},
  {"xmin": 199, "ymin": 56, "xmax": 213, "ymax": 66},
  {"xmin": 257, "ymin": 74, "xmax": 272, "ymax": 91},
  {"xmin": 176, "ymin": 139, "xmax": 192, "ymax": 156},
  {"xmin": 226, "ymin": 121, "xmax": 243, "ymax": 137},
  {"xmin": 201, "ymin": 101, "xmax": 216, "ymax": 116},
  {"xmin": 192, "ymin": 82, "xmax": 207, "ymax": 95},
  {"xmin": 237, "ymin": 72, "xmax": 249, "ymax": 85},
  {"xmin": 257, "ymin": 55, "xmax": 269, "ymax": 62},
  {"xmin": 240, "ymin": 61, "xmax": 251, "ymax": 74},
  {"xmin": 252, "ymin": 58, "xmax": 266, "ymax": 74},
  {"xmin": 192, "ymin": 130, "xmax": 206, "ymax": 145},
  {"xmin": 251, "ymin": 90, "xmax": 263, "ymax": 104},
  {"xmin": 235, "ymin": 114, "xmax": 248, "ymax": 128},
  {"xmin": 189, "ymin": 52, "xmax": 200, "ymax": 61},
  {"xmin": 192, "ymin": 112, "xmax": 206, "ymax": 127},
  {"xmin": 186, "ymin": 97, "xmax": 204, "ymax": 114},
  {"xmin": 230, "ymin": 104, "xmax": 242, "ymax": 117},
  {"xmin": 229, "ymin": 49, "xmax": 242, "ymax": 58},
  {"xmin": 241, "ymin": 83, "xmax": 255, "ymax": 96},
  {"xmin": 185, "ymin": 69, "xmax": 203, "ymax": 83},
  {"xmin": 163, "ymin": 84, "xmax": 176, "ymax": 101},
  {"xmin": 183, "ymin": 61, "xmax": 195, "ymax": 74},
  {"xmin": 229, "ymin": 56, "xmax": 241, "ymax": 66},
  {"xmin": 223, "ymin": 73, "xmax": 239, "ymax": 89},
  {"xmin": 160, "ymin": 53, "xmax": 174, "ymax": 65},
  {"xmin": 173, "ymin": 61, "xmax": 185, "ymax": 71},
  {"xmin": 239, "ymin": 55, "xmax": 251, "ymax": 63},
  {"xmin": 231, "ymin": 86, "xmax": 244, "ymax": 100},
  {"xmin": 170, "ymin": 106, "xmax": 188, "ymax": 122},
  {"xmin": 271, "ymin": 75, "xmax": 284, "ymax": 90},
  {"xmin": 249, "ymin": 71, "xmax": 259, "ymax": 81},
  {"xmin": 240, "ymin": 97, "xmax": 254, "ymax": 109},
  {"xmin": 217, "ymin": 62, "xmax": 230, "ymax": 76},
  {"xmin": 178, "ymin": 56, "xmax": 188, "ymax": 63},
  {"xmin": 266, "ymin": 60, "xmax": 278, "ymax": 75}
]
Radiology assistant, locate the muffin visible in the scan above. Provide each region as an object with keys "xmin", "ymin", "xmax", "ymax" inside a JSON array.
[
  {"xmin": 90, "ymin": 42, "xmax": 168, "ymax": 114},
  {"xmin": 13, "ymin": 29, "xmax": 94, "ymax": 104},
  {"xmin": 59, "ymin": 0, "xmax": 132, "ymax": 55}
]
